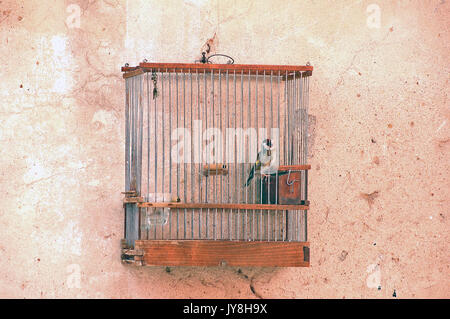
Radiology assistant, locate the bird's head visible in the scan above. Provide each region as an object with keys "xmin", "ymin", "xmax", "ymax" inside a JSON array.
[
  {"xmin": 262, "ymin": 139, "xmax": 272, "ymax": 149},
  {"xmin": 261, "ymin": 139, "xmax": 273, "ymax": 156}
]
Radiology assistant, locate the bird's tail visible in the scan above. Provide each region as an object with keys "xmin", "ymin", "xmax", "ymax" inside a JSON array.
[{"xmin": 244, "ymin": 165, "xmax": 255, "ymax": 187}]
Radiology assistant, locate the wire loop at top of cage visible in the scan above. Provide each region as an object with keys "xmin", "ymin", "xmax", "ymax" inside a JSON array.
[{"xmin": 121, "ymin": 62, "xmax": 313, "ymax": 79}]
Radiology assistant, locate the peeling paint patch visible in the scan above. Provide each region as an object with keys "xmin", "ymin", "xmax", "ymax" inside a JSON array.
[
  {"xmin": 92, "ymin": 109, "xmax": 117, "ymax": 130},
  {"xmin": 56, "ymin": 221, "xmax": 83, "ymax": 256},
  {"xmin": 51, "ymin": 36, "xmax": 67, "ymax": 57},
  {"xmin": 360, "ymin": 191, "xmax": 380, "ymax": 209},
  {"xmin": 88, "ymin": 179, "xmax": 100, "ymax": 187},
  {"xmin": 338, "ymin": 250, "xmax": 348, "ymax": 261},
  {"xmin": 50, "ymin": 35, "xmax": 73, "ymax": 94},
  {"xmin": 435, "ymin": 120, "xmax": 446, "ymax": 133},
  {"xmin": 23, "ymin": 158, "xmax": 51, "ymax": 184},
  {"xmin": 184, "ymin": 0, "xmax": 209, "ymax": 7},
  {"xmin": 307, "ymin": 36, "xmax": 326, "ymax": 48},
  {"xmin": 67, "ymin": 161, "xmax": 85, "ymax": 170}
]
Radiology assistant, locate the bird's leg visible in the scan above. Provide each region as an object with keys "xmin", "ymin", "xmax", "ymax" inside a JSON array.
[{"xmin": 151, "ymin": 71, "xmax": 158, "ymax": 99}]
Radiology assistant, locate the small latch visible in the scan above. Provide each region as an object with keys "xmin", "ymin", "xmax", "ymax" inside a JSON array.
[
  {"xmin": 121, "ymin": 248, "xmax": 144, "ymax": 266},
  {"xmin": 303, "ymin": 246, "xmax": 310, "ymax": 263},
  {"xmin": 195, "ymin": 52, "xmax": 208, "ymax": 64}
]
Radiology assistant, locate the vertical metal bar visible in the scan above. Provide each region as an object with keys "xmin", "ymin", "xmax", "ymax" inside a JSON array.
[
  {"xmin": 131, "ymin": 75, "xmax": 137, "ymax": 245},
  {"xmin": 137, "ymin": 75, "xmax": 142, "ymax": 241},
  {"xmin": 305, "ymin": 171, "xmax": 308, "ymax": 241},
  {"xmin": 283, "ymin": 72, "xmax": 288, "ymax": 241},
  {"xmin": 269, "ymin": 71, "xmax": 273, "ymax": 241},
  {"xmin": 176, "ymin": 71, "xmax": 179, "ymax": 240},
  {"xmin": 238, "ymin": 70, "xmax": 244, "ymax": 240},
  {"xmin": 254, "ymin": 70, "xmax": 258, "ymax": 241},
  {"xmin": 286, "ymin": 76, "xmax": 290, "ymax": 241},
  {"xmin": 146, "ymin": 73, "xmax": 150, "ymax": 240},
  {"xmin": 134, "ymin": 76, "xmax": 138, "ymax": 192},
  {"xmin": 231, "ymin": 70, "xmax": 236, "ymax": 240},
  {"xmin": 212, "ymin": 69, "xmax": 216, "ymax": 240},
  {"xmin": 226, "ymin": 70, "xmax": 230, "ymax": 240},
  {"xmin": 293, "ymin": 73, "xmax": 298, "ymax": 242},
  {"xmin": 139, "ymin": 75, "xmax": 144, "ymax": 241},
  {"xmin": 298, "ymin": 73, "xmax": 302, "ymax": 242},
  {"xmin": 301, "ymin": 76, "xmax": 304, "ymax": 242},
  {"xmin": 133, "ymin": 75, "xmax": 136, "ymax": 191},
  {"xmin": 204, "ymin": 69, "xmax": 208, "ymax": 239},
  {"xmin": 250, "ymin": 71, "xmax": 255, "ymax": 241},
  {"xmin": 286, "ymin": 75, "xmax": 290, "ymax": 167},
  {"xmin": 276, "ymin": 71, "xmax": 280, "ymax": 240},
  {"xmin": 168, "ymin": 70, "xmax": 172, "ymax": 239},
  {"xmin": 197, "ymin": 70, "xmax": 202, "ymax": 239},
  {"xmin": 124, "ymin": 77, "xmax": 131, "ymax": 244},
  {"xmin": 294, "ymin": 73, "xmax": 297, "ymax": 166},
  {"xmin": 303, "ymin": 73, "xmax": 307, "ymax": 242},
  {"xmin": 284, "ymin": 72, "xmax": 288, "ymax": 170},
  {"xmin": 183, "ymin": 71, "xmax": 187, "ymax": 239},
  {"xmin": 132, "ymin": 76, "xmax": 137, "ymax": 192},
  {"xmin": 260, "ymin": 70, "xmax": 265, "ymax": 240},
  {"xmin": 305, "ymin": 74, "xmax": 310, "ymax": 242},
  {"xmin": 160, "ymin": 69, "xmax": 165, "ymax": 239},
  {"xmin": 219, "ymin": 69, "xmax": 223, "ymax": 240},
  {"xmin": 125, "ymin": 78, "xmax": 130, "ymax": 192},
  {"xmin": 130, "ymin": 77, "xmax": 135, "ymax": 192},
  {"xmin": 137, "ymin": 75, "xmax": 142, "ymax": 248},
  {"xmin": 289, "ymin": 75, "xmax": 293, "ymax": 241},
  {"xmin": 135, "ymin": 76, "xmax": 140, "ymax": 239},
  {"xmin": 298, "ymin": 75, "xmax": 301, "ymax": 173},
  {"xmin": 138, "ymin": 75, "xmax": 143, "ymax": 195},
  {"xmin": 292, "ymin": 76, "xmax": 295, "ymax": 241},
  {"xmin": 190, "ymin": 71, "xmax": 194, "ymax": 239},
  {"xmin": 299, "ymin": 73, "xmax": 304, "ymax": 242},
  {"xmin": 245, "ymin": 69, "xmax": 251, "ymax": 241},
  {"xmin": 146, "ymin": 74, "xmax": 150, "ymax": 200}
]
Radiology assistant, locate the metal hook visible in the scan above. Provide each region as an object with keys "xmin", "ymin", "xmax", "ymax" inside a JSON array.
[
  {"xmin": 286, "ymin": 170, "xmax": 300, "ymax": 186},
  {"xmin": 195, "ymin": 52, "xmax": 235, "ymax": 64},
  {"xmin": 206, "ymin": 54, "xmax": 235, "ymax": 64},
  {"xmin": 194, "ymin": 52, "xmax": 208, "ymax": 64}
]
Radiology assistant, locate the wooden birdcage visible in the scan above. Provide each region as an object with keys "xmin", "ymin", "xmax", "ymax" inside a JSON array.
[{"xmin": 120, "ymin": 60, "xmax": 313, "ymax": 267}]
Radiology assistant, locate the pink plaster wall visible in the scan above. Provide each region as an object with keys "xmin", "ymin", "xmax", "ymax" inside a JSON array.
[{"xmin": 0, "ymin": 0, "xmax": 448, "ymax": 298}]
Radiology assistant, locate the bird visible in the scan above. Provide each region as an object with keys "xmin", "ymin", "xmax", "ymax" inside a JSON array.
[{"xmin": 244, "ymin": 139, "xmax": 278, "ymax": 187}]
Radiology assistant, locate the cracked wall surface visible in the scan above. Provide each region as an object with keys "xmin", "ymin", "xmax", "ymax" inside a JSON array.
[{"xmin": 0, "ymin": 0, "xmax": 449, "ymax": 298}]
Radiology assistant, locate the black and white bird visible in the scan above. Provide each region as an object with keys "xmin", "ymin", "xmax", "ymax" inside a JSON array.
[{"xmin": 244, "ymin": 139, "xmax": 278, "ymax": 187}]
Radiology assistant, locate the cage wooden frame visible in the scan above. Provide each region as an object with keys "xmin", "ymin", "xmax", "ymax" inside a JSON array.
[{"xmin": 121, "ymin": 62, "xmax": 313, "ymax": 267}]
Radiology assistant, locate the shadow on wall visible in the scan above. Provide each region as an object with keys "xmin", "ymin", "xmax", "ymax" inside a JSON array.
[{"xmin": 131, "ymin": 264, "xmax": 285, "ymax": 299}]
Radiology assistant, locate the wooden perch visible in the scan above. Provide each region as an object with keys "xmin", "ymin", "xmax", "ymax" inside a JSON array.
[{"xmin": 202, "ymin": 164, "xmax": 228, "ymax": 176}]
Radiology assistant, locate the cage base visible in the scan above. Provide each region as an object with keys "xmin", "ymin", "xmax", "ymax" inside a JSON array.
[{"xmin": 128, "ymin": 240, "xmax": 309, "ymax": 267}]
